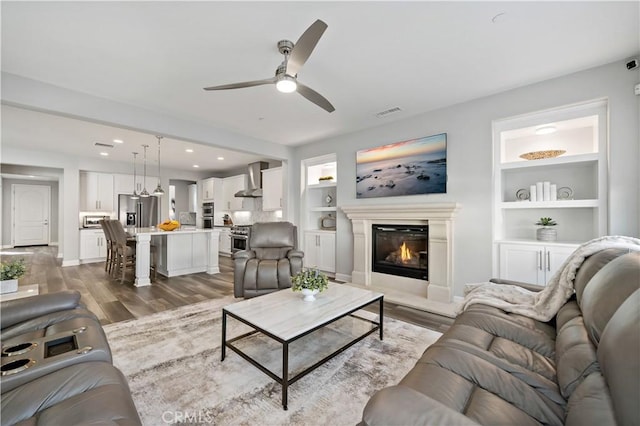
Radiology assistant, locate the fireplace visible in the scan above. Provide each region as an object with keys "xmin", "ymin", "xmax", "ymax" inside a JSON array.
[
  {"xmin": 341, "ymin": 203, "xmax": 460, "ymax": 306},
  {"xmin": 372, "ymin": 224, "xmax": 428, "ymax": 280}
]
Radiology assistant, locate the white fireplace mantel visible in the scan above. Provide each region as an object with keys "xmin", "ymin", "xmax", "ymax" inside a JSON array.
[{"xmin": 341, "ymin": 203, "xmax": 461, "ymax": 311}]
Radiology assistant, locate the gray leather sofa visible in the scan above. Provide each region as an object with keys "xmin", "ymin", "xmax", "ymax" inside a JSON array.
[
  {"xmin": 361, "ymin": 248, "xmax": 640, "ymax": 426},
  {"xmin": 233, "ymin": 221, "xmax": 304, "ymax": 298},
  {"xmin": 1, "ymin": 290, "xmax": 141, "ymax": 426}
]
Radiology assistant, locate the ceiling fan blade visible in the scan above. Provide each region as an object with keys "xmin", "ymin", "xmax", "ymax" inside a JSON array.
[
  {"xmin": 297, "ymin": 82, "xmax": 335, "ymax": 113},
  {"xmin": 204, "ymin": 77, "xmax": 276, "ymax": 91},
  {"xmin": 286, "ymin": 19, "xmax": 328, "ymax": 77}
]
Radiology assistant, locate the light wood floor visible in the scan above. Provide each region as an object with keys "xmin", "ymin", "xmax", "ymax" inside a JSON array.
[{"xmin": 1, "ymin": 246, "xmax": 452, "ymax": 332}]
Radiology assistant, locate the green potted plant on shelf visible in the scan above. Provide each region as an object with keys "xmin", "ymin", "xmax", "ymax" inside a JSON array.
[
  {"xmin": 535, "ymin": 217, "xmax": 557, "ymax": 242},
  {"xmin": 0, "ymin": 258, "xmax": 26, "ymax": 294},
  {"xmin": 292, "ymin": 267, "xmax": 329, "ymax": 301}
]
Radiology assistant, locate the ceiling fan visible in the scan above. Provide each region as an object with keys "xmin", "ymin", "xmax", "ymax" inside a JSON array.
[{"xmin": 204, "ymin": 19, "xmax": 335, "ymax": 113}]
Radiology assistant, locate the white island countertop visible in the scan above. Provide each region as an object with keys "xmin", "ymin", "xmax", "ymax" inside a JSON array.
[{"xmin": 125, "ymin": 227, "xmax": 219, "ymax": 236}]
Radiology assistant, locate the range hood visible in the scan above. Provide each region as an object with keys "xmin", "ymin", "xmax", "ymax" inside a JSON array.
[{"xmin": 234, "ymin": 161, "xmax": 269, "ymax": 197}]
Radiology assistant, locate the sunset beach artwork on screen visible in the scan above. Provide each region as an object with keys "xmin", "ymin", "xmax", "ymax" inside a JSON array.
[{"xmin": 356, "ymin": 133, "xmax": 447, "ymax": 198}]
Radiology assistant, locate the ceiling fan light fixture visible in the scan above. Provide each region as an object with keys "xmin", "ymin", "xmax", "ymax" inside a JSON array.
[{"xmin": 276, "ymin": 76, "xmax": 297, "ymax": 93}]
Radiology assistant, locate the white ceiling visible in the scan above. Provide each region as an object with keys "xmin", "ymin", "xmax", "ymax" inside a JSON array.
[
  {"xmin": 1, "ymin": 104, "xmax": 269, "ymax": 174},
  {"xmin": 1, "ymin": 1, "xmax": 638, "ymax": 167}
]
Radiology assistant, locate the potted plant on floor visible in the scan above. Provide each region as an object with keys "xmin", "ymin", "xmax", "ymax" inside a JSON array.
[
  {"xmin": 1, "ymin": 258, "xmax": 26, "ymax": 294},
  {"xmin": 536, "ymin": 217, "xmax": 557, "ymax": 241},
  {"xmin": 292, "ymin": 267, "xmax": 329, "ymax": 301}
]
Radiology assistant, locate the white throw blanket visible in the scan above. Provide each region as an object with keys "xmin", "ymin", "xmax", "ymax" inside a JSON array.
[{"xmin": 459, "ymin": 236, "xmax": 640, "ymax": 322}]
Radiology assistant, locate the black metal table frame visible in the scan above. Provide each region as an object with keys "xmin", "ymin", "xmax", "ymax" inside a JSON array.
[{"xmin": 221, "ymin": 295, "xmax": 383, "ymax": 410}]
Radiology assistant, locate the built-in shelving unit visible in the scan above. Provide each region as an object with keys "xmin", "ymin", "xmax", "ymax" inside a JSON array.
[
  {"xmin": 492, "ymin": 99, "xmax": 608, "ymax": 283},
  {"xmin": 301, "ymin": 154, "xmax": 337, "ymax": 275}
]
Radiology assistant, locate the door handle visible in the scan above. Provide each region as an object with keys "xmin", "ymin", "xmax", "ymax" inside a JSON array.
[
  {"xmin": 43, "ymin": 220, "xmax": 48, "ymax": 225},
  {"xmin": 538, "ymin": 251, "xmax": 543, "ymax": 270},
  {"xmin": 547, "ymin": 251, "xmax": 551, "ymax": 271}
]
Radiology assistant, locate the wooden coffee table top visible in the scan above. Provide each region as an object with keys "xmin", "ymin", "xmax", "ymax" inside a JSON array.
[{"xmin": 223, "ymin": 284, "xmax": 383, "ymax": 341}]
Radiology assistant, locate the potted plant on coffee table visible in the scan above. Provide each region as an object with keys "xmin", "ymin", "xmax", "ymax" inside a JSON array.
[
  {"xmin": 536, "ymin": 217, "xmax": 557, "ymax": 241},
  {"xmin": 292, "ymin": 267, "xmax": 329, "ymax": 301},
  {"xmin": 0, "ymin": 258, "xmax": 26, "ymax": 294}
]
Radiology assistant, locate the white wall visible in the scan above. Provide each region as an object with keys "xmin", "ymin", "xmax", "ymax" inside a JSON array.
[{"xmin": 292, "ymin": 58, "xmax": 640, "ymax": 297}]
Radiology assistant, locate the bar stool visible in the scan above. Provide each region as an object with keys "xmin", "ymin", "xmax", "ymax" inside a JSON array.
[{"xmin": 108, "ymin": 220, "xmax": 157, "ymax": 284}]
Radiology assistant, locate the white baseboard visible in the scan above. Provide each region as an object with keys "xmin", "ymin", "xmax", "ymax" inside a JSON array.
[
  {"xmin": 334, "ymin": 273, "xmax": 351, "ymax": 283},
  {"xmin": 62, "ymin": 259, "xmax": 80, "ymax": 267},
  {"xmin": 1, "ymin": 245, "xmax": 13, "ymax": 249}
]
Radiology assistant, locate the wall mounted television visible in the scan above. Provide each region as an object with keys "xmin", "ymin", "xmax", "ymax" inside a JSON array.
[{"xmin": 356, "ymin": 133, "xmax": 447, "ymax": 198}]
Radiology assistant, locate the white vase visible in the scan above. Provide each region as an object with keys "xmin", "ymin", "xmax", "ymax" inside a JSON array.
[
  {"xmin": 0, "ymin": 279, "xmax": 18, "ymax": 294},
  {"xmin": 301, "ymin": 288, "xmax": 319, "ymax": 302},
  {"xmin": 536, "ymin": 227, "xmax": 557, "ymax": 242}
]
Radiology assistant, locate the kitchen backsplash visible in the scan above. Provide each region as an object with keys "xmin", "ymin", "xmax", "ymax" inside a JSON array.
[
  {"xmin": 218, "ymin": 198, "xmax": 283, "ymax": 225},
  {"xmin": 228, "ymin": 209, "xmax": 282, "ymax": 225}
]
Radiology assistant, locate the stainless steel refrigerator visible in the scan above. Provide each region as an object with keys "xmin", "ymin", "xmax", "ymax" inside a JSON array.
[{"xmin": 118, "ymin": 194, "xmax": 159, "ymax": 228}]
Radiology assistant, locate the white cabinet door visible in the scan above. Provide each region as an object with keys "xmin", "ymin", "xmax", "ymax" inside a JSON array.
[
  {"xmin": 222, "ymin": 175, "xmax": 246, "ymax": 210},
  {"xmin": 80, "ymin": 229, "xmax": 107, "ymax": 260},
  {"xmin": 304, "ymin": 231, "xmax": 335, "ymax": 273},
  {"xmin": 192, "ymin": 233, "xmax": 208, "ymax": 268},
  {"xmin": 545, "ymin": 246, "xmax": 576, "ymax": 280},
  {"xmin": 202, "ymin": 178, "xmax": 215, "ymax": 202},
  {"xmin": 262, "ymin": 167, "xmax": 283, "ymax": 211},
  {"xmin": 80, "ymin": 172, "xmax": 114, "ymax": 212},
  {"xmin": 499, "ymin": 243, "xmax": 577, "ymax": 286},
  {"xmin": 114, "ymin": 174, "xmax": 143, "ymax": 196},
  {"xmin": 219, "ymin": 229, "xmax": 231, "ymax": 255},
  {"xmin": 499, "ymin": 244, "xmax": 544, "ymax": 285}
]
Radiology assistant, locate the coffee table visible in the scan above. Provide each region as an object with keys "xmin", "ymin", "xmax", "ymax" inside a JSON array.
[{"xmin": 221, "ymin": 284, "xmax": 383, "ymax": 410}]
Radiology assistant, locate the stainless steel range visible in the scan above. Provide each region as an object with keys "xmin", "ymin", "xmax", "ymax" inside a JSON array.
[{"xmin": 230, "ymin": 225, "xmax": 252, "ymax": 253}]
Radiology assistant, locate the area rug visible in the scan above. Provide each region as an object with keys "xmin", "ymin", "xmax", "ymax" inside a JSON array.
[{"xmin": 104, "ymin": 295, "xmax": 442, "ymax": 426}]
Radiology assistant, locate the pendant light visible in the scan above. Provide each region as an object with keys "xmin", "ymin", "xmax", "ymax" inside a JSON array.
[
  {"xmin": 131, "ymin": 152, "xmax": 140, "ymax": 199},
  {"xmin": 140, "ymin": 144, "xmax": 150, "ymax": 198},
  {"xmin": 153, "ymin": 136, "xmax": 165, "ymax": 196}
]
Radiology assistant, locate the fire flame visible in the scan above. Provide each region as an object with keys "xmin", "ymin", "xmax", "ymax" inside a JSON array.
[{"xmin": 400, "ymin": 242, "xmax": 412, "ymax": 263}]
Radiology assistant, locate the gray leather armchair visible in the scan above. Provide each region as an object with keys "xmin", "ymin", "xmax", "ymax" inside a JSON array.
[{"xmin": 233, "ymin": 221, "xmax": 304, "ymax": 298}]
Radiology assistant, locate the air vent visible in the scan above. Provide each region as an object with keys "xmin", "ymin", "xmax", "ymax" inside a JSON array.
[
  {"xmin": 375, "ymin": 107, "xmax": 402, "ymax": 118},
  {"xmin": 94, "ymin": 142, "xmax": 114, "ymax": 148}
]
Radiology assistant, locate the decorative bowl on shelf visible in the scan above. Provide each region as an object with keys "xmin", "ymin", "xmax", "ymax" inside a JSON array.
[{"xmin": 519, "ymin": 150, "xmax": 566, "ymax": 161}]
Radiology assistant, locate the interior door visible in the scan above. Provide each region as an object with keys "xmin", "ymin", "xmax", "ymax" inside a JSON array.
[{"xmin": 13, "ymin": 184, "xmax": 50, "ymax": 246}]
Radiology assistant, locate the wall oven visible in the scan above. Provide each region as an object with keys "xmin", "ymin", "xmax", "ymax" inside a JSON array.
[{"xmin": 202, "ymin": 202, "xmax": 214, "ymax": 229}]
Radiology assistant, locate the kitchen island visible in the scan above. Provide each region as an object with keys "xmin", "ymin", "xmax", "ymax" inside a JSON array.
[{"xmin": 126, "ymin": 227, "xmax": 220, "ymax": 287}]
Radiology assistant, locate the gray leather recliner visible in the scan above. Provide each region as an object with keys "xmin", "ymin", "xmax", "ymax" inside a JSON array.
[
  {"xmin": 0, "ymin": 291, "xmax": 141, "ymax": 425},
  {"xmin": 233, "ymin": 221, "xmax": 304, "ymax": 298}
]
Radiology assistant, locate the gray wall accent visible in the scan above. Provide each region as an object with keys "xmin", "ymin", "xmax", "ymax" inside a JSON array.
[
  {"xmin": 292, "ymin": 58, "xmax": 640, "ymax": 297},
  {"xmin": 2, "ymin": 179, "xmax": 59, "ymax": 246}
]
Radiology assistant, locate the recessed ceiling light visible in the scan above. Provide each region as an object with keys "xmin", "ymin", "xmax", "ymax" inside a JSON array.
[
  {"xmin": 193, "ymin": 164, "xmax": 200, "ymax": 168},
  {"xmin": 185, "ymin": 149, "xmax": 194, "ymax": 153},
  {"xmin": 100, "ymin": 152, "xmax": 109, "ymax": 156},
  {"xmin": 535, "ymin": 126, "xmax": 557, "ymax": 135},
  {"xmin": 113, "ymin": 139, "xmax": 124, "ymax": 144},
  {"xmin": 217, "ymin": 156, "xmax": 224, "ymax": 160}
]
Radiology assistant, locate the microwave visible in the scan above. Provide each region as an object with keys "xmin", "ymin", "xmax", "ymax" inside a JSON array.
[{"xmin": 83, "ymin": 215, "xmax": 109, "ymax": 228}]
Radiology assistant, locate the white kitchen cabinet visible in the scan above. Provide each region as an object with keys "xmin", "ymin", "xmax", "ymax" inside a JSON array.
[
  {"xmin": 80, "ymin": 172, "xmax": 114, "ymax": 212},
  {"xmin": 218, "ymin": 228, "xmax": 232, "ymax": 256},
  {"xmin": 222, "ymin": 174, "xmax": 246, "ymax": 211},
  {"xmin": 201, "ymin": 177, "xmax": 223, "ymax": 202},
  {"xmin": 156, "ymin": 232, "xmax": 208, "ymax": 276},
  {"xmin": 113, "ymin": 173, "xmax": 148, "ymax": 196},
  {"xmin": 304, "ymin": 230, "xmax": 335, "ymax": 273},
  {"xmin": 262, "ymin": 167, "xmax": 283, "ymax": 211},
  {"xmin": 499, "ymin": 242, "xmax": 577, "ymax": 286},
  {"xmin": 80, "ymin": 229, "xmax": 107, "ymax": 262}
]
